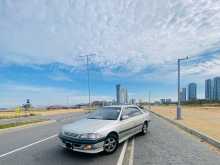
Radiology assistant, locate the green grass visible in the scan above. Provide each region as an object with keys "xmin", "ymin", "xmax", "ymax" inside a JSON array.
[
  {"xmin": 0, "ymin": 113, "xmax": 36, "ymax": 120},
  {"xmin": 84, "ymin": 108, "xmax": 96, "ymax": 111},
  {"xmin": 0, "ymin": 119, "xmax": 46, "ymax": 129}
]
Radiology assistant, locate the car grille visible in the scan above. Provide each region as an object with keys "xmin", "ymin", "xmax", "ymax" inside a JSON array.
[{"xmin": 64, "ymin": 131, "xmax": 80, "ymax": 138}]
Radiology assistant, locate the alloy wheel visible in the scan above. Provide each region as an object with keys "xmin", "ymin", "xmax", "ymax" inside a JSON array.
[{"xmin": 104, "ymin": 137, "xmax": 117, "ymax": 153}]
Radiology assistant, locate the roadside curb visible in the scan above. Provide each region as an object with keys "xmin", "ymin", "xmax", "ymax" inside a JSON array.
[
  {"xmin": 0, "ymin": 120, "xmax": 56, "ymax": 134},
  {"xmin": 150, "ymin": 110, "xmax": 220, "ymax": 149}
]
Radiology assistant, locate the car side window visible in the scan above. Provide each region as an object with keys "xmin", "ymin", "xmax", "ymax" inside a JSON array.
[
  {"xmin": 121, "ymin": 108, "xmax": 134, "ymax": 119},
  {"xmin": 127, "ymin": 107, "xmax": 142, "ymax": 117}
]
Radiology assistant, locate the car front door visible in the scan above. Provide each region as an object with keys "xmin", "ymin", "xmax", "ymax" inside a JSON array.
[
  {"xmin": 118, "ymin": 107, "xmax": 136, "ymax": 141},
  {"xmin": 127, "ymin": 107, "xmax": 145, "ymax": 133}
]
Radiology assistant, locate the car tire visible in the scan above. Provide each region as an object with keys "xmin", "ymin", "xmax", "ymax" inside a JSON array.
[
  {"xmin": 141, "ymin": 121, "xmax": 148, "ymax": 135},
  {"xmin": 103, "ymin": 134, "xmax": 118, "ymax": 154}
]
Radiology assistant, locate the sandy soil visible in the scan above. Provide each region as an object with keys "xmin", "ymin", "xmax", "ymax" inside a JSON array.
[
  {"xmin": 151, "ymin": 105, "xmax": 220, "ymax": 141},
  {"xmin": 0, "ymin": 108, "xmax": 86, "ymax": 118}
]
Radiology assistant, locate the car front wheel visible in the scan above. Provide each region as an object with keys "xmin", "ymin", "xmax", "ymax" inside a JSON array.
[{"xmin": 103, "ymin": 134, "xmax": 118, "ymax": 154}]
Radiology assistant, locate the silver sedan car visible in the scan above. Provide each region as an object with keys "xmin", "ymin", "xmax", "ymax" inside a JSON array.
[{"xmin": 59, "ymin": 105, "xmax": 150, "ymax": 154}]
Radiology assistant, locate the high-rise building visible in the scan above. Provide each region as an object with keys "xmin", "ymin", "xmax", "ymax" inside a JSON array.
[
  {"xmin": 180, "ymin": 88, "xmax": 186, "ymax": 102},
  {"xmin": 120, "ymin": 88, "xmax": 126, "ymax": 104},
  {"xmin": 160, "ymin": 98, "xmax": 172, "ymax": 104},
  {"xmin": 116, "ymin": 84, "xmax": 121, "ymax": 104},
  {"xmin": 131, "ymin": 98, "xmax": 136, "ymax": 104},
  {"xmin": 116, "ymin": 84, "xmax": 129, "ymax": 104},
  {"xmin": 125, "ymin": 88, "xmax": 128, "ymax": 104},
  {"xmin": 205, "ymin": 79, "xmax": 213, "ymax": 101},
  {"xmin": 188, "ymin": 83, "xmax": 197, "ymax": 101},
  {"xmin": 213, "ymin": 77, "xmax": 220, "ymax": 101}
]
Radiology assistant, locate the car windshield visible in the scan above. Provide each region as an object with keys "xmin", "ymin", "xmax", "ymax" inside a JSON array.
[{"xmin": 87, "ymin": 107, "xmax": 121, "ymax": 120}]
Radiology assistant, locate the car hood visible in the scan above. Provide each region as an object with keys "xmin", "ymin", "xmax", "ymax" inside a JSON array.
[{"xmin": 62, "ymin": 118, "xmax": 117, "ymax": 134}]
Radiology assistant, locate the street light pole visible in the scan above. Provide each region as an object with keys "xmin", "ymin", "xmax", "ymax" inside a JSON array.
[
  {"xmin": 79, "ymin": 54, "xmax": 95, "ymax": 110},
  {"xmin": 148, "ymin": 91, "xmax": 151, "ymax": 111},
  {"xmin": 177, "ymin": 59, "xmax": 181, "ymax": 120},
  {"xmin": 177, "ymin": 56, "xmax": 189, "ymax": 120},
  {"xmin": 86, "ymin": 55, "xmax": 91, "ymax": 109}
]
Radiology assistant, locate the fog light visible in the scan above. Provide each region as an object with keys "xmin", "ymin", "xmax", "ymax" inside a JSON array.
[
  {"xmin": 84, "ymin": 144, "xmax": 92, "ymax": 150},
  {"xmin": 66, "ymin": 143, "xmax": 72, "ymax": 149}
]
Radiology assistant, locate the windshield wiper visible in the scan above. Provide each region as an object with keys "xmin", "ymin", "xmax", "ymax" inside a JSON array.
[
  {"xmin": 87, "ymin": 117, "xmax": 97, "ymax": 119},
  {"xmin": 87, "ymin": 117, "xmax": 104, "ymax": 120},
  {"xmin": 104, "ymin": 118, "xmax": 115, "ymax": 120}
]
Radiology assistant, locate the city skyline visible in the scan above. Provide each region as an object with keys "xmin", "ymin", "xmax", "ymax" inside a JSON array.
[{"xmin": 177, "ymin": 76, "xmax": 220, "ymax": 103}]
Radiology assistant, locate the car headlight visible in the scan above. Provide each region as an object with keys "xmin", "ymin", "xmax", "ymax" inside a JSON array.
[{"xmin": 80, "ymin": 133, "xmax": 103, "ymax": 140}]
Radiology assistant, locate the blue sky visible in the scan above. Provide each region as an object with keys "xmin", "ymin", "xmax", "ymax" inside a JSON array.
[{"xmin": 1, "ymin": 0, "xmax": 220, "ymax": 107}]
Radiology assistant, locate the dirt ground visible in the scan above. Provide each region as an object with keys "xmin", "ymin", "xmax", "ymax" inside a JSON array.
[
  {"xmin": 0, "ymin": 108, "xmax": 86, "ymax": 119},
  {"xmin": 32, "ymin": 108, "xmax": 86, "ymax": 116},
  {"xmin": 151, "ymin": 105, "xmax": 220, "ymax": 141}
]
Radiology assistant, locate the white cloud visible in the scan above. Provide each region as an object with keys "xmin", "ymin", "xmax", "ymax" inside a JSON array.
[
  {"xmin": 48, "ymin": 71, "xmax": 73, "ymax": 82},
  {"xmin": 182, "ymin": 55, "xmax": 220, "ymax": 79},
  {"xmin": 0, "ymin": 0, "xmax": 220, "ymax": 75}
]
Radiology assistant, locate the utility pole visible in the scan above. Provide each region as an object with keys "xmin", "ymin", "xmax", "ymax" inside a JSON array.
[
  {"xmin": 177, "ymin": 56, "xmax": 189, "ymax": 120},
  {"xmin": 79, "ymin": 54, "xmax": 95, "ymax": 110},
  {"xmin": 67, "ymin": 96, "xmax": 71, "ymax": 107},
  {"xmin": 148, "ymin": 91, "xmax": 151, "ymax": 111},
  {"xmin": 177, "ymin": 59, "xmax": 181, "ymax": 120},
  {"xmin": 67, "ymin": 96, "xmax": 69, "ymax": 106},
  {"xmin": 86, "ymin": 55, "xmax": 91, "ymax": 109}
]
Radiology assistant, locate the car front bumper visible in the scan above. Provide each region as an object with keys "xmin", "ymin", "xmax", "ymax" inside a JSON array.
[{"xmin": 59, "ymin": 134, "xmax": 105, "ymax": 154}]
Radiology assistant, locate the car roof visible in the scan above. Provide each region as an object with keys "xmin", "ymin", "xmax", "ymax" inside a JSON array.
[{"xmin": 104, "ymin": 105, "xmax": 138, "ymax": 109}]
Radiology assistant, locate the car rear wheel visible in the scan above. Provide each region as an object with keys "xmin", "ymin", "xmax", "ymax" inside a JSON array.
[
  {"xmin": 141, "ymin": 121, "xmax": 148, "ymax": 135},
  {"xmin": 104, "ymin": 134, "xmax": 118, "ymax": 154}
]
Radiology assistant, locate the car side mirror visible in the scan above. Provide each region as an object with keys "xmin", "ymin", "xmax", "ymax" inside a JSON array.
[{"xmin": 121, "ymin": 115, "xmax": 129, "ymax": 120}]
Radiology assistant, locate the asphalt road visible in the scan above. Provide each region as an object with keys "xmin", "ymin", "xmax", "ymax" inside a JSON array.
[
  {"xmin": 0, "ymin": 112, "xmax": 123, "ymax": 165},
  {"xmin": 133, "ymin": 114, "xmax": 220, "ymax": 165},
  {"xmin": 0, "ymin": 112, "xmax": 219, "ymax": 165}
]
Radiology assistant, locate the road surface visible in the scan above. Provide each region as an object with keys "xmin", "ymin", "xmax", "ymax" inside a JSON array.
[
  {"xmin": 134, "ymin": 114, "xmax": 220, "ymax": 165},
  {"xmin": 0, "ymin": 112, "xmax": 219, "ymax": 165}
]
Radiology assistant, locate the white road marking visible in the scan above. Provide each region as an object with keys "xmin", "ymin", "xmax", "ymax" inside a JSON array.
[
  {"xmin": 129, "ymin": 138, "xmax": 135, "ymax": 165},
  {"xmin": 117, "ymin": 140, "xmax": 128, "ymax": 165},
  {"xmin": 0, "ymin": 134, "xmax": 58, "ymax": 159}
]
